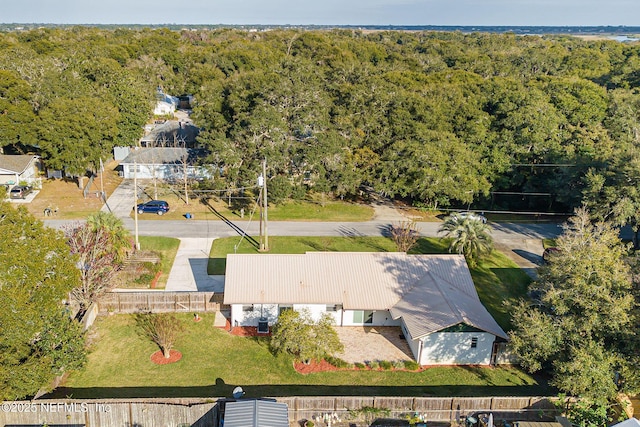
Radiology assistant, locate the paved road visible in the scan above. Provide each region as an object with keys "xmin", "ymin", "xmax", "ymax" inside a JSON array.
[
  {"xmin": 43, "ymin": 216, "xmax": 562, "ymax": 240},
  {"xmin": 45, "ymin": 216, "xmax": 561, "ymax": 290},
  {"xmin": 44, "ymin": 180, "xmax": 565, "ymax": 290}
]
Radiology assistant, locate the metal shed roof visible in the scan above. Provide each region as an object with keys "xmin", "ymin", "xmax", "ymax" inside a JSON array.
[{"xmin": 223, "ymin": 399, "xmax": 289, "ymax": 427}]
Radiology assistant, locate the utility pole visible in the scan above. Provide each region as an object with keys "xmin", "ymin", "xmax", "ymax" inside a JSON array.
[
  {"xmin": 133, "ymin": 161, "xmax": 140, "ymax": 250},
  {"xmin": 258, "ymin": 158, "xmax": 269, "ymax": 252},
  {"xmin": 99, "ymin": 158, "xmax": 105, "ymax": 201},
  {"xmin": 262, "ymin": 158, "xmax": 269, "ymax": 252}
]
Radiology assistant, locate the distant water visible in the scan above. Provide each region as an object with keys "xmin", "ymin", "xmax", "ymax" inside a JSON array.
[
  {"xmin": 328, "ymin": 25, "xmax": 640, "ymax": 37},
  {"xmin": 610, "ymin": 35, "xmax": 640, "ymax": 42},
  {"xmin": 4, "ymin": 23, "xmax": 640, "ymax": 38}
]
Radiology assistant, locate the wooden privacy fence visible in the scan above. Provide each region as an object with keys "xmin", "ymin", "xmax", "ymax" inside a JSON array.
[
  {"xmin": 281, "ymin": 395, "xmax": 559, "ymax": 424},
  {"xmin": 0, "ymin": 397, "xmax": 559, "ymax": 427},
  {"xmin": 98, "ymin": 291, "xmax": 226, "ymax": 314}
]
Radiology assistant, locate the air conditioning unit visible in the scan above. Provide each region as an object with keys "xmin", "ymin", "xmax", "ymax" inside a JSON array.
[{"xmin": 257, "ymin": 318, "xmax": 269, "ymax": 334}]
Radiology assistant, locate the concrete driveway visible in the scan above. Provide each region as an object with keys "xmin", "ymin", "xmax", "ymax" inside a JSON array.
[{"xmin": 164, "ymin": 237, "xmax": 225, "ymax": 292}]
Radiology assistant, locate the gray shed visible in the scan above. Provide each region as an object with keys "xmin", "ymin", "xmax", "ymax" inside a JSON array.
[{"xmin": 221, "ymin": 399, "xmax": 289, "ymax": 427}]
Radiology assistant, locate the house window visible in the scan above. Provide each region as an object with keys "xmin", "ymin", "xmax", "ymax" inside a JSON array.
[
  {"xmin": 128, "ymin": 165, "xmax": 141, "ymax": 173},
  {"xmin": 242, "ymin": 305, "xmax": 254, "ymax": 312},
  {"xmin": 364, "ymin": 310, "xmax": 373, "ymax": 324},
  {"xmin": 353, "ymin": 310, "xmax": 374, "ymax": 324},
  {"xmin": 326, "ymin": 304, "xmax": 342, "ymax": 312},
  {"xmin": 278, "ymin": 305, "xmax": 292, "ymax": 315},
  {"xmin": 471, "ymin": 337, "xmax": 478, "ymax": 348}
]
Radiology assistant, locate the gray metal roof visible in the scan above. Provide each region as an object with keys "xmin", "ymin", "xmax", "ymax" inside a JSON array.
[
  {"xmin": 0, "ymin": 155, "xmax": 37, "ymax": 174},
  {"xmin": 224, "ymin": 252, "xmax": 507, "ymax": 339},
  {"xmin": 223, "ymin": 399, "xmax": 289, "ymax": 427},
  {"xmin": 120, "ymin": 147, "xmax": 204, "ymax": 165}
]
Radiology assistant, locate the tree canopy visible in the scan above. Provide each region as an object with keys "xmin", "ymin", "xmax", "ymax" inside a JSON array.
[
  {"xmin": 509, "ymin": 209, "xmax": 640, "ymax": 405},
  {"xmin": 0, "ymin": 202, "xmax": 86, "ymax": 400},
  {"xmin": 2, "ymin": 27, "xmax": 640, "ymax": 218},
  {"xmin": 270, "ymin": 309, "xmax": 343, "ymax": 363}
]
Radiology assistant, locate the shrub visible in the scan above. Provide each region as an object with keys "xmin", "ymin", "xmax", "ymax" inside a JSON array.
[
  {"xmin": 367, "ymin": 360, "xmax": 380, "ymax": 370},
  {"xmin": 354, "ymin": 362, "xmax": 366, "ymax": 369},
  {"xmin": 135, "ymin": 312, "xmax": 184, "ymax": 358},
  {"xmin": 393, "ymin": 360, "xmax": 405, "ymax": 370},
  {"xmin": 403, "ymin": 360, "xmax": 421, "ymax": 371},
  {"xmin": 380, "ymin": 360, "xmax": 393, "ymax": 370},
  {"xmin": 326, "ymin": 355, "xmax": 350, "ymax": 368}
]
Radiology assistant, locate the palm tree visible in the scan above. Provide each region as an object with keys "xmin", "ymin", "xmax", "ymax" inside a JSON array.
[
  {"xmin": 86, "ymin": 211, "xmax": 132, "ymax": 262},
  {"xmin": 438, "ymin": 213, "xmax": 493, "ymax": 267}
]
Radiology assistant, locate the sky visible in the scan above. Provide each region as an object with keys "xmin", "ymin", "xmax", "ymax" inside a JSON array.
[{"xmin": 2, "ymin": 0, "xmax": 640, "ymax": 27}]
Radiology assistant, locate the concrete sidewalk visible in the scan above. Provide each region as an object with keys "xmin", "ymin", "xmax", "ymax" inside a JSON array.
[
  {"xmin": 101, "ymin": 179, "xmax": 136, "ymax": 218},
  {"xmin": 165, "ymin": 237, "xmax": 225, "ymax": 292}
]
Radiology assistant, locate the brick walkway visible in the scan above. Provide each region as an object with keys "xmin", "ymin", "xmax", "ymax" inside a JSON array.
[{"xmin": 335, "ymin": 326, "xmax": 414, "ymax": 363}]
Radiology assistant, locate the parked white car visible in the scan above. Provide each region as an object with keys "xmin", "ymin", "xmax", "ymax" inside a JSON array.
[{"xmin": 457, "ymin": 211, "xmax": 487, "ymax": 223}]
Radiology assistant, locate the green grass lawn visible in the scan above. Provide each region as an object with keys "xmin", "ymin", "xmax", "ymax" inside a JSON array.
[
  {"xmin": 208, "ymin": 235, "xmax": 398, "ymax": 275},
  {"xmin": 131, "ymin": 191, "xmax": 374, "ymax": 222},
  {"xmin": 56, "ymin": 236, "xmax": 536, "ymax": 399},
  {"xmin": 54, "ymin": 313, "xmax": 550, "ymax": 399}
]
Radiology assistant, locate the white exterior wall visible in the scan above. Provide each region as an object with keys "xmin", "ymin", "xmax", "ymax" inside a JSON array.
[
  {"xmin": 231, "ymin": 304, "xmax": 278, "ymax": 327},
  {"xmin": 231, "ymin": 304, "xmax": 404, "ymax": 328},
  {"xmin": 341, "ymin": 310, "xmax": 400, "ymax": 326},
  {"xmin": 154, "ymin": 101, "xmax": 176, "ymax": 116},
  {"xmin": 418, "ymin": 332, "xmax": 495, "ymax": 365},
  {"xmin": 400, "ymin": 321, "xmax": 421, "ymax": 361},
  {"xmin": 123, "ymin": 163, "xmax": 211, "ymax": 180},
  {"xmin": 292, "ymin": 304, "xmax": 329, "ymax": 321}
]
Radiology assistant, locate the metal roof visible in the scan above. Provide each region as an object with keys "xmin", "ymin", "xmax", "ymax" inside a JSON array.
[
  {"xmin": 120, "ymin": 147, "xmax": 205, "ymax": 165},
  {"xmin": 224, "ymin": 252, "xmax": 507, "ymax": 339},
  {"xmin": 222, "ymin": 399, "xmax": 289, "ymax": 427}
]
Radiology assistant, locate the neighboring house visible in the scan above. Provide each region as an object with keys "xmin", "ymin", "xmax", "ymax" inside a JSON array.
[
  {"xmin": 224, "ymin": 252, "xmax": 509, "ymax": 366},
  {"xmin": 0, "ymin": 154, "xmax": 41, "ymax": 187},
  {"xmin": 154, "ymin": 90, "xmax": 179, "ymax": 116},
  {"xmin": 139, "ymin": 119, "xmax": 200, "ymax": 148},
  {"xmin": 119, "ymin": 147, "xmax": 212, "ymax": 180}
]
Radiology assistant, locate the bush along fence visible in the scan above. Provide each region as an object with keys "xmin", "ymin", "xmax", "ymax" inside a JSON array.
[
  {"xmin": 0, "ymin": 396, "xmax": 560, "ymax": 427},
  {"xmin": 97, "ymin": 291, "xmax": 227, "ymax": 314}
]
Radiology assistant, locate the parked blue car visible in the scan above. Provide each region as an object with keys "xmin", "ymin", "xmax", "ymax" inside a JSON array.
[{"xmin": 136, "ymin": 200, "xmax": 169, "ymax": 215}]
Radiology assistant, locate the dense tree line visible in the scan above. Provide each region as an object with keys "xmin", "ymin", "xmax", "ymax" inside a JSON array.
[{"xmin": 2, "ymin": 27, "xmax": 640, "ymax": 216}]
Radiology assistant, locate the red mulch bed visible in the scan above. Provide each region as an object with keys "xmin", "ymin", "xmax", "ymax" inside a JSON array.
[
  {"xmin": 295, "ymin": 359, "xmax": 339, "ymax": 374},
  {"xmin": 228, "ymin": 325, "xmax": 271, "ymax": 337},
  {"xmin": 294, "ymin": 360, "xmax": 427, "ymax": 373},
  {"xmin": 150, "ymin": 349, "xmax": 182, "ymax": 365}
]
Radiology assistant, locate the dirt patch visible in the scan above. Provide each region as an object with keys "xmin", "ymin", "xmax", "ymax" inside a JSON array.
[
  {"xmin": 24, "ymin": 160, "xmax": 123, "ymax": 219},
  {"xmin": 150, "ymin": 349, "xmax": 182, "ymax": 365}
]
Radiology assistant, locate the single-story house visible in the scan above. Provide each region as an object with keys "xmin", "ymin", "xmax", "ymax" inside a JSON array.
[
  {"xmin": 223, "ymin": 252, "xmax": 508, "ymax": 366},
  {"xmin": 119, "ymin": 147, "xmax": 213, "ymax": 180},
  {"xmin": 0, "ymin": 154, "xmax": 41, "ymax": 187}
]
